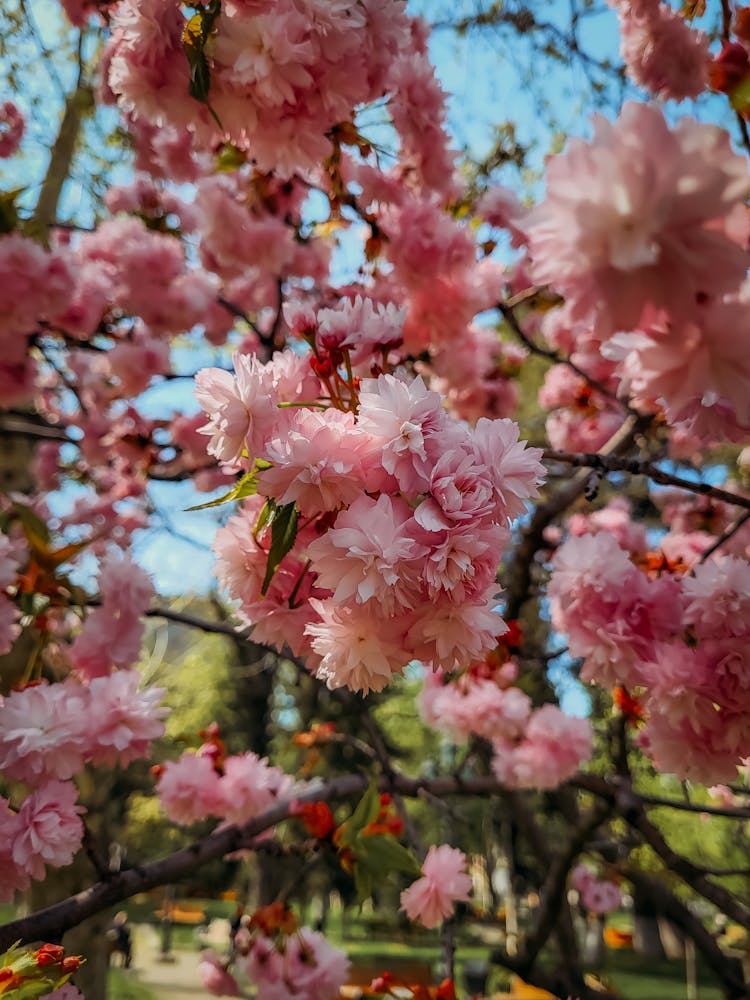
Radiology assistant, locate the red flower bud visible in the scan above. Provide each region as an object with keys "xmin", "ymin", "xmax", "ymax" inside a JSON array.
[{"xmin": 35, "ymin": 944, "xmax": 65, "ymax": 967}]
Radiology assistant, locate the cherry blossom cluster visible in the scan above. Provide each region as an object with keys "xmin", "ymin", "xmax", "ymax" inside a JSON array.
[
  {"xmin": 203, "ymin": 348, "xmax": 544, "ymax": 693},
  {"xmin": 0, "ymin": 101, "xmax": 24, "ymax": 158},
  {"xmin": 523, "ymin": 102, "xmax": 750, "ymax": 444},
  {"xmin": 550, "ymin": 527, "xmax": 750, "ymax": 782},
  {"xmin": 104, "ymin": 0, "xmax": 439, "ymax": 179},
  {"xmin": 156, "ymin": 746, "xmax": 294, "ymax": 827},
  {"xmin": 0, "ymin": 673, "xmax": 165, "ymax": 896},
  {"xmin": 69, "ymin": 551, "xmax": 154, "ymax": 678},
  {"xmin": 0, "ymin": 673, "xmax": 166, "ymax": 784},
  {"xmin": 608, "ymin": 0, "xmax": 709, "ymax": 101},
  {"xmin": 571, "ymin": 864, "xmax": 622, "ymax": 916},
  {"xmin": 399, "ymin": 845, "xmax": 472, "ymax": 929},
  {"xmin": 206, "ymin": 904, "xmax": 349, "ymax": 1000},
  {"xmin": 419, "ymin": 662, "xmax": 592, "ymax": 791},
  {"xmin": 0, "ymin": 782, "xmax": 84, "ymax": 901}
]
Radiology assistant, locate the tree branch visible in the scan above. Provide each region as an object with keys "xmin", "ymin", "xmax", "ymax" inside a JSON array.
[
  {"xmin": 503, "ymin": 414, "xmax": 644, "ymax": 619},
  {"xmin": 543, "ymin": 450, "xmax": 750, "ymax": 512},
  {"xmin": 0, "ymin": 774, "xmax": 505, "ymax": 950}
]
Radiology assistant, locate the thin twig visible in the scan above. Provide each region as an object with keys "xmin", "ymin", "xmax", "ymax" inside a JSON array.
[
  {"xmin": 698, "ymin": 509, "xmax": 750, "ymax": 564},
  {"xmin": 543, "ymin": 449, "xmax": 750, "ymax": 512}
]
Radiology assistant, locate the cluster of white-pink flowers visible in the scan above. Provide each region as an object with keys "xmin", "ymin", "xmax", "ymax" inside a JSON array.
[
  {"xmin": 200, "ymin": 331, "xmax": 544, "ymax": 694},
  {"xmin": 571, "ymin": 863, "xmax": 622, "ymax": 916},
  {"xmin": 608, "ymin": 0, "xmax": 710, "ymax": 101},
  {"xmin": 525, "ymin": 102, "xmax": 750, "ymax": 446},
  {"xmin": 104, "ymin": 0, "xmax": 433, "ymax": 178},
  {"xmin": 550, "ymin": 529, "xmax": 750, "ymax": 782},
  {"xmin": 0, "ymin": 672, "xmax": 165, "ymax": 898},
  {"xmin": 239, "ymin": 927, "xmax": 349, "ymax": 1000},
  {"xmin": 157, "ymin": 748, "xmax": 294, "ymax": 827},
  {"xmin": 420, "ymin": 665, "xmax": 592, "ymax": 791},
  {"xmin": 69, "ymin": 552, "xmax": 155, "ymax": 678}
]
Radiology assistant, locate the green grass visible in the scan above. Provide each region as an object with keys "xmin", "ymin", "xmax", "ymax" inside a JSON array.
[
  {"xmin": 108, "ymin": 968, "xmax": 157, "ymax": 1000},
  {"xmin": 598, "ymin": 950, "xmax": 725, "ymax": 1000}
]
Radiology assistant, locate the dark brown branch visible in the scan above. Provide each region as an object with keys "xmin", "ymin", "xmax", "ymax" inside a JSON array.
[
  {"xmin": 498, "ymin": 300, "xmax": 626, "ymax": 410},
  {"xmin": 216, "ymin": 296, "xmax": 273, "ymax": 348},
  {"xmin": 621, "ymin": 795, "xmax": 750, "ymax": 930},
  {"xmin": 519, "ymin": 802, "xmax": 611, "ymax": 973},
  {"xmin": 145, "ymin": 605, "xmax": 249, "ymax": 639},
  {"xmin": 0, "ymin": 774, "xmax": 504, "ymax": 951},
  {"xmin": 543, "ymin": 449, "xmax": 750, "ymax": 512},
  {"xmin": 573, "ymin": 774, "xmax": 750, "ymax": 820},
  {"xmin": 0, "ymin": 416, "xmax": 73, "ymax": 443},
  {"xmin": 698, "ymin": 510, "xmax": 750, "ymax": 564}
]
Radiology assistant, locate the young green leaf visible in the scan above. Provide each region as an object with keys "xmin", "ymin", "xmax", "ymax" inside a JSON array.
[
  {"xmin": 184, "ymin": 469, "xmax": 259, "ymax": 511},
  {"xmin": 260, "ymin": 502, "xmax": 298, "ymax": 596}
]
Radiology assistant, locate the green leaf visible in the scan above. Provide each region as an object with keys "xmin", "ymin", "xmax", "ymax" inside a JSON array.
[
  {"xmin": 353, "ymin": 862, "xmax": 374, "ymax": 903},
  {"xmin": 11, "ymin": 982, "xmax": 53, "ymax": 1000},
  {"xmin": 347, "ymin": 783, "xmax": 382, "ymax": 837},
  {"xmin": 260, "ymin": 502, "xmax": 298, "ymax": 596},
  {"xmin": 354, "ymin": 834, "xmax": 422, "ymax": 878},
  {"xmin": 182, "ymin": 1, "xmax": 222, "ymax": 117},
  {"xmin": 185, "ymin": 469, "xmax": 259, "ymax": 511},
  {"xmin": 216, "ymin": 144, "xmax": 247, "ymax": 172},
  {"xmin": 254, "ymin": 498, "xmax": 276, "ymax": 538},
  {"xmin": 11, "ymin": 501, "xmax": 50, "ymax": 545}
]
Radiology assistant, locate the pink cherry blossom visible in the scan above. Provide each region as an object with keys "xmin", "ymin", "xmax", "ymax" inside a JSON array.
[
  {"xmin": 414, "ymin": 444, "xmax": 496, "ymax": 531},
  {"xmin": 492, "ymin": 706, "xmax": 592, "ymax": 790},
  {"xmin": 581, "ymin": 878, "xmax": 622, "ymax": 915},
  {"xmin": 400, "ymin": 845, "xmax": 472, "ymax": 929},
  {"xmin": 157, "ymin": 753, "xmax": 225, "ymax": 825},
  {"xmin": 198, "ymin": 951, "xmax": 241, "ymax": 997},
  {"xmin": 416, "ymin": 522, "xmax": 508, "ymax": 605},
  {"xmin": 0, "ymin": 597, "xmax": 20, "ymax": 657},
  {"xmin": 419, "ymin": 669, "xmax": 531, "ymax": 744},
  {"xmin": 356, "ymin": 374, "xmax": 450, "ymax": 494},
  {"xmin": 409, "ymin": 586, "xmax": 507, "ymax": 673},
  {"xmin": 241, "ymin": 928, "xmax": 350, "ymax": 1000},
  {"xmin": 219, "ymin": 753, "xmax": 294, "ymax": 826},
  {"xmin": 571, "ymin": 864, "xmax": 595, "ymax": 894},
  {"xmin": 0, "ymin": 681, "xmax": 89, "ymax": 784},
  {"xmin": 305, "ymin": 599, "xmax": 407, "ymax": 694},
  {"xmin": 13, "ymin": 781, "xmax": 85, "ymax": 880},
  {"xmin": 526, "ymin": 103, "xmax": 750, "ymax": 336},
  {"xmin": 682, "ymin": 556, "xmax": 750, "ymax": 639},
  {"xmin": 258, "ymin": 409, "xmax": 370, "ymax": 517},
  {"xmin": 46, "ymin": 987, "xmax": 85, "ymax": 1000},
  {"xmin": 606, "ymin": 299, "xmax": 750, "ymax": 443},
  {"xmin": 307, "ymin": 494, "xmax": 426, "ymax": 613},
  {"xmin": 69, "ymin": 552, "xmax": 154, "ymax": 678},
  {"xmin": 85, "ymin": 670, "xmax": 167, "ymax": 767},
  {"xmin": 567, "ymin": 497, "xmax": 648, "ymax": 555},
  {"xmin": 0, "ymin": 798, "xmax": 30, "ymax": 901},
  {"xmin": 612, "ymin": 0, "xmax": 710, "ymax": 101},
  {"xmin": 548, "ymin": 533, "xmax": 683, "ymax": 688},
  {"xmin": 471, "ymin": 418, "xmax": 545, "ymax": 522},
  {"xmin": 0, "ymin": 101, "xmax": 24, "ymax": 157}
]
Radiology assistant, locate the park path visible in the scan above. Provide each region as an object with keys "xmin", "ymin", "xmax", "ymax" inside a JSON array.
[{"xmin": 126, "ymin": 924, "xmax": 219, "ymax": 1000}]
